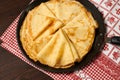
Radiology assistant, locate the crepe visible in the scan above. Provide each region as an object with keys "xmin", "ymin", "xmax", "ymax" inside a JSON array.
[
  {"xmin": 45, "ymin": 0, "xmax": 86, "ymax": 24},
  {"xmin": 37, "ymin": 29, "xmax": 80, "ymax": 68},
  {"xmin": 20, "ymin": 0, "xmax": 98, "ymax": 68},
  {"xmin": 36, "ymin": 3, "xmax": 56, "ymax": 18},
  {"xmin": 63, "ymin": 13, "xmax": 96, "ymax": 59},
  {"xmin": 21, "ymin": 12, "xmax": 63, "ymax": 61}
]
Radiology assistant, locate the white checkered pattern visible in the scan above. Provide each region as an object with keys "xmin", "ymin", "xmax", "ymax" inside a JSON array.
[
  {"xmin": 82, "ymin": 63, "xmax": 115, "ymax": 80},
  {"xmin": 0, "ymin": 0, "xmax": 120, "ymax": 80}
]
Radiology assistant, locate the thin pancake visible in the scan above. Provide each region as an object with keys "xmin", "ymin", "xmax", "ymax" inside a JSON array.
[
  {"xmin": 63, "ymin": 13, "xmax": 95, "ymax": 59},
  {"xmin": 37, "ymin": 29, "xmax": 78, "ymax": 68},
  {"xmin": 20, "ymin": 0, "xmax": 98, "ymax": 69},
  {"xmin": 28, "ymin": 13, "xmax": 54, "ymax": 40},
  {"xmin": 45, "ymin": 0, "xmax": 85, "ymax": 24},
  {"xmin": 36, "ymin": 3, "xmax": 56, "ymax": 18}
]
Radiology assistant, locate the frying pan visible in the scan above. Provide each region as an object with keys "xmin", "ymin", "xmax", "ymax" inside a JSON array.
[{"xmin": 16, "ymin": 0, "xmax": 120, "ymax": 73}]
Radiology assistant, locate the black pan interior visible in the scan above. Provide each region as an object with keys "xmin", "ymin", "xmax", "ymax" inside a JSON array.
[{"xmin": 16, "ymin": 0, "xmax": 106, "ymax": 73}]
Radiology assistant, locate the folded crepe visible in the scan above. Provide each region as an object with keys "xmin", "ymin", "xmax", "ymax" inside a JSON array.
[
  {"xmin": 20, "ymin": 12, "xmax": 63, "ymax": 61},
  {"xmin": 37, "ymin": 29, "xmax": 80, "ymax": 68},
  {"xmin": 20, "ymin": 0, "xmax": 98, "ymax": 68},
  {"xmin": 63, "ymin": 13, "xmax": 96, "ymax": 59},
  {"xmin": 45, "ymin": 0, "xmax": 85, "ymax": 24},
  {"xmin": 36, "ymin": 3, "xmax": 56, "ymax": 18},
  {"xmin": 20, "ymin": 19, "xmax": 38, "ymax": 61}
]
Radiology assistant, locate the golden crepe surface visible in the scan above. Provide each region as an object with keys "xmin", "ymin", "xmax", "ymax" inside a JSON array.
[{"xmin": 20, "ymin": 0, "xmax": 98, "ymax": 68}]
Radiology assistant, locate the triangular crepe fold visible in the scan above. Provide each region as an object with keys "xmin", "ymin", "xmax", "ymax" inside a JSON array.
[
  {"xmin": 26, "ymin": 2, "xmax": 58, "ymax": 40},
  {"xmin": 29, "ymin": 13, "xmax": 54, "ymax": 40},
  {"xmin": 45, "ymin": 0, "xmax": 85, "ymax": 24},
  {"xmin": 37, "ymin": 29, "xmax": 79, "ymax": 68},
  {"xmin": 26, "ymin": 9, "xmax": 64, "ymax": 40},
  {"xmin": 36, "ymin": 3, "xmax": 56, "ymax": 18},
  {"xmin": 45, "ymin": 0, "xmax": 59, "ymax": 18},
  {"xmin": 35, "ymin": 19, "xmax": 63, "ymax": 42},
  {"xmin": 62, "ymin": 14, "xmax": 95, "ymax": 59},
  {"xmin": 61, "ymin": 29, "xmax": 80, "ymax": 62}
]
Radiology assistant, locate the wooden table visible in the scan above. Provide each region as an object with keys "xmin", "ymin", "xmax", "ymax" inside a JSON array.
[{"xmin": 0, "ymin": 0, "xmax": 53, "ymax": 80}]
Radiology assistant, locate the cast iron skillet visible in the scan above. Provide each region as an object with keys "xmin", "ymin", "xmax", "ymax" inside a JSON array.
[{"xmin": 16, "ymin": 0, "xmax": 119, "ymax": 73}]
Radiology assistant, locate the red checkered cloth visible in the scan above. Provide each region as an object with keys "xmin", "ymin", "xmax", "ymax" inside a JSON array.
[{"xmin": 0, "ymin": 0, "xmax": 120, "ymax": 80}]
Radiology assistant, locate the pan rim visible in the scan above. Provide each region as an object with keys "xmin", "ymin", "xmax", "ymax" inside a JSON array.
[{"xmin": 16, "ymin": 0, "xmax": 106, "ymax": 73}]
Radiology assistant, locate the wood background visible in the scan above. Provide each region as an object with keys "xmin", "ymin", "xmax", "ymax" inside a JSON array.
[{"xmin": 0, "ymin": 0, "xmax": 53, "ymax": 80}]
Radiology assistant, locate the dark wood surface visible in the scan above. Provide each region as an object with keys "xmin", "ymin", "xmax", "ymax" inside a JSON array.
[{"xmin": 0, "ymin": 0, "xmax": 53, "ymax": 80}]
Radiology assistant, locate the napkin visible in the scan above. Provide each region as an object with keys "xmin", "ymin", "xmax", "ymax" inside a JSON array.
[{"xmin": 0, "ymin": 0, "xmax": 120, "ymax": 80}]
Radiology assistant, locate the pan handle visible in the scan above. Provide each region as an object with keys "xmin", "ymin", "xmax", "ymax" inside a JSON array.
[{"xmin": 109, "ymin": 36, "xmax": 120, "ymax": 46}]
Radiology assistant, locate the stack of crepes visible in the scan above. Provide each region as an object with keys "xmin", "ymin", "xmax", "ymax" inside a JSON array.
[{"xmin": 20, "ymin": 0, "xmax": 98, "ymax": 68}]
